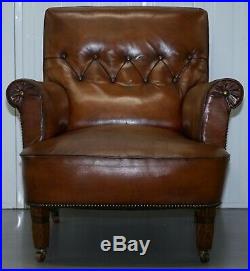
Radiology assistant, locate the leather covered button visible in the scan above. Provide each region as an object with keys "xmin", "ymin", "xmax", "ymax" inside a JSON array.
[
  {"xmin": 172, "ymin": 75, "xmax": 179, "ymax": 83},
  {"xmin": 111, "ymin": 77, "xmax": 116, "ymax": 83},
  {"xmin": 60, "ymin": 52, "xmax": 67, "ymax": 59},
  {"xmin": 78, "ymin": 75, "xmax": 84, "ymax": 81},
  {"xmin": 126, "ymin": 56, "xmax": 131, "ymax": 61},
  {"xmin": 126, "ymin": 56, "xmax": 132, "ymax": 61},
  {"xmin": 144, "ymin": 78, "xmax": 148, "ymax": 83},
  {"xmin": 158, "ymin": 55, "xmax": 163, "ymax": 60},
  {"xmin": 187, "ymin": 54, "xmax": 193, "ymax": 60}
]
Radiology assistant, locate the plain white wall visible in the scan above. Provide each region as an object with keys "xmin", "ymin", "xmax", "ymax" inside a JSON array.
[
  {"xmin": 2, "ymin": 3, "xmax": 16, "ymax": 208},
  {"xmin": 2, "ymin": 2, "xmax": 248, "ymax": 208}
]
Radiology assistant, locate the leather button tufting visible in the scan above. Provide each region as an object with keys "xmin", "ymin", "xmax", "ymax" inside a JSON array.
[
  {"xmin": 172, "ymin": 76, "xmax": 179, "ymax": 83},
  {"xmin": 187, "ymin": 54, "xmax": 193, "ymax": 61},
  {"xmin": 158, "ymin": 55, "xmax": 163, "ymax": 60},
  {"xmin": 111, "ymin": 77, "xmax": 116, "ymax": 83},
  {"xmin": 93, "ymin": 54, "xmax": 98, "ymax": 60},
  {"xmin": 79, "ymin": 75, "xmax": 84, "ymax": 81},
  {"xmin": 126, "ymin": 56, "xmax": 131, "ymax": 61},
  {"xmin": 60, "ymin": 52, "xmax": 67, "ymax": 59},
  {"xmin": 144, "ymin": 78, "xmax": 149, "ymax": 83}
]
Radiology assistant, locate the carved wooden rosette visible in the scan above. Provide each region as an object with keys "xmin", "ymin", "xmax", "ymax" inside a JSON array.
[
  {"xmin": 6, "ymin": 79, "xmax": 42, "ymax": 111},
  {"xmin": 210, "ymin": 79, "xmax": 244, "ymax": 110}
]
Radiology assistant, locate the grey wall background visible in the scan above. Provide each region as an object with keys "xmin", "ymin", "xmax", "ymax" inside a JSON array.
[{"xmin": 2, "ymin": 2, "xmax": 248, "ymax": 208}]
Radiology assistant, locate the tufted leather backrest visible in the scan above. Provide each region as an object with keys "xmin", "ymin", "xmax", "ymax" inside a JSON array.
[{"xmin": 44, "ymin": 7, "xmax": 208, "ymax": 131}]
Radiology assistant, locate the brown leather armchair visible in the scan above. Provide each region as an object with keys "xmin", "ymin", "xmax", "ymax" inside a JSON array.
[{"xmin": 6, "ymin": 7, "xmax": 244, "ymax": 263}]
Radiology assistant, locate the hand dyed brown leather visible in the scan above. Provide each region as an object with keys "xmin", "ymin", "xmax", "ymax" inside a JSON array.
[
  {"xmin": 182, "ymin": 79, "xmax": 243, "ymax": 147},
  {"xmin": 44, "ymin": 7, "xmax": 208, "ymax": 131},
  {"xmin": 6, "ymin": 6, "xmax": 244, "ymax": 263},
  {"xmin": 7, "ymin": 79, "xmax": 69, "ymax": 146}
]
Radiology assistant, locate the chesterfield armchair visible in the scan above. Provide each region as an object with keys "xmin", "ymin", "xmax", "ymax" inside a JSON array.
[{"xmin": 6, "ymin": 7, "xmax": 244, "ymax": 263}]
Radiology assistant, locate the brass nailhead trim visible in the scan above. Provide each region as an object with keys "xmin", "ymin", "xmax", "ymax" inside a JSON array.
[{"xmin": 30, "ymin": 202, "xmax": 220, "ymax": 209}]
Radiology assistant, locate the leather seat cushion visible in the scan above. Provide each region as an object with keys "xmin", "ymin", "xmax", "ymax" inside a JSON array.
[{"xmin": 21, "ymin": 125, "xmax": 229, "ymax": 205}]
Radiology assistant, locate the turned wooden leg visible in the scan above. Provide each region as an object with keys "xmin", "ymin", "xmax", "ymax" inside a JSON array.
[
  {"xmin": 195, "ymin": 207, "xmax": 216, "ymax": 263},
  {"xmin": 30, "ymin": 207, "xmax": 50, "ymax": 262},
  {"xmin": 50, "ymin": 208, "xmax": 60, "ymax": 223}
]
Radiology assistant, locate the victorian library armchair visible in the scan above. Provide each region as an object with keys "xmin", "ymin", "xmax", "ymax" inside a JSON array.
[{"xmin": 6, "ymin": 7, "xmax": 243, "ymax": 263}]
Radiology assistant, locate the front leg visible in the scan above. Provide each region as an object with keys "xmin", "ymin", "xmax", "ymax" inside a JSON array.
[
  {"xmin": 195, "ymin": 207, "xmax": 216, "ymax": 263},
  {"xmin": 50, "ymin": 208, "xmax": 60, "ymax": 223},
  {"xmin": 30, "ymin": 207, "xmax": 50, "ymax": 262}
]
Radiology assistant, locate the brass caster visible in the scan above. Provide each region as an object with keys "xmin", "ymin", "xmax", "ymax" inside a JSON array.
[
  {"xmin": 199, "ymin": 250, "xmax": 210, "ymax": 263},
  {"xmin": 35, "ymin": 249, "xmax": 47, "ymax": 262}
]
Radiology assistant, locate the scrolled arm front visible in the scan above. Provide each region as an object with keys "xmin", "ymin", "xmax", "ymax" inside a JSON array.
[
  {"xmin": 182, "ymin": 78, "xmax": 244, "ymax": 148},
  {"xmin": 6, "ymin": 79, "xmax": 69, "ymax": 147}
]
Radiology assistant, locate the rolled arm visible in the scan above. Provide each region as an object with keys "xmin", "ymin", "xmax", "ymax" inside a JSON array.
[
  {"xmin": 182, "ymin": 78, "xmax": 244, "ymax": 148},
  {"xmin": 6, "ymin": 79, "xmax": 69, "ymax": 147}
]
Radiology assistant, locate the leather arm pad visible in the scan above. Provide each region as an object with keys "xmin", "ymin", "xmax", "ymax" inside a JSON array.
[
  {"xmin": 182, "ymin": 78, "xmax": 244, "ymax": 148},
  {"xmin": 6, "ymin": 79, "xmax": 69, "ymax": 147}
]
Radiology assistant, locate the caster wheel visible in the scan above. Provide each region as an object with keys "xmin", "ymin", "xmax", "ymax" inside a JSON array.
[
  {"xmin": 199, "ymin": 250, "xmax": 210, "ymax": 263},
  {"xmin": 36, "ymin": 249, "xmax": 47, "ymax": 262}
]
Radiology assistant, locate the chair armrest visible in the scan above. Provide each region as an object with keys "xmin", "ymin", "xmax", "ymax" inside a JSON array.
[
  {"xmin": 6, "ymin": 79, "xmax": 69, "ymax": 147},
  {"xmin": 182, "ymin": 78, "xmax": 244, "ymax": 148}
]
